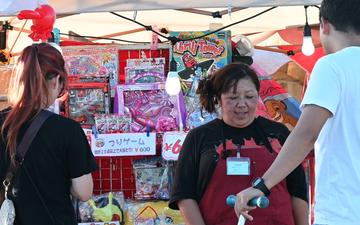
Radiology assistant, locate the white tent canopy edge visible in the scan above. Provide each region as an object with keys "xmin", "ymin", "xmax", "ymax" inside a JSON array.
[{"xmin": 1, "ymin": 0, "xmax": 321, "ymax": 16}]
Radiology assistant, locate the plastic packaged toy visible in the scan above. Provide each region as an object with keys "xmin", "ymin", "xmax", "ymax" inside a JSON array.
[
  {"xmin": 94, "ymin": 114, "xmax": 131, "ymax": 134},
  {"xmin": 133, "ymin": 157, "xmax": 172, "ymax": 201},
  {"xmin": 78, "ymin": 192, "xmax": 125, "ymax": 224},
  {"xmin": 125, "ymin": 201, "xmax": 184, "ymax": 225},
  {"xmin": 114, "ymin": 83, "xmax": 180, "ymax": 133},
  {"xmin": 66, "ymin": 82, "xmax": 110, "ymax": 126},
  {"xmin": 125, "ymin": 58, "xmax": 165, "ymax": 84},
  {"xmin": 62, "ymin": 45, "xmax": 119, "ymax": 96}
]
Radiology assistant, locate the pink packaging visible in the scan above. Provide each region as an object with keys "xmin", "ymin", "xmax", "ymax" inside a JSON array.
[{"xmin": 114, "ymin": 82, "xmax": 180, "ymax": 133}]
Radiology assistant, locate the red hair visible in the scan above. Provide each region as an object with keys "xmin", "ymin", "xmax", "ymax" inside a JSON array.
[{"xmin": 1, "ymin": 43, "xmax": 68, "ymax": 163}]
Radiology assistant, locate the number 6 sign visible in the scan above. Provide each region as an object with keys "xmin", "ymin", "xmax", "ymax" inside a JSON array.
[{"xmin": 162, "ymin": 132, "xmax": 188, "ymax": 160}]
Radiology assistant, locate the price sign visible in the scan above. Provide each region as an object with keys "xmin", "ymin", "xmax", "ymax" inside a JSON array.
[{"xmin": 162, "ymin": 132, "xmax": 187, "ymax": 160}]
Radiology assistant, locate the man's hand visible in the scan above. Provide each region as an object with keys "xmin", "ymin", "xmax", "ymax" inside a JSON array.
[{"xmin": 234, "ymin": 187, "xmax": 263, "ymax": 220}]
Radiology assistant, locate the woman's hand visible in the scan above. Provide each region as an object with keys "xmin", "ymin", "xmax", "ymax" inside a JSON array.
[{"xmin": 234, "ymin": 187, "xmax": 263, "ymax": 220}]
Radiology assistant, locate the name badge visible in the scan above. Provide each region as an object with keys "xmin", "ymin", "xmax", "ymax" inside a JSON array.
[{"xmin": 226, "ymin": 157, "xmax": 250, "ymax": 175}]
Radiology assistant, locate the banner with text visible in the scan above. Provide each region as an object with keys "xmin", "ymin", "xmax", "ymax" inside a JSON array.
[{"xmin": 91, "ymin": 133, "xmax": 156, "ymax": 157}]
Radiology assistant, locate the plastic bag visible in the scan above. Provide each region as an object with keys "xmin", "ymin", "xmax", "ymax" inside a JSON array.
[{"xmin": 0, "ymin": 199, "xmax": 15, "ymax": 225}]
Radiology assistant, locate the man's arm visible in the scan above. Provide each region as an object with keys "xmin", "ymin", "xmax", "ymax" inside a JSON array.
[{"xmin": 235, "ymin": 104, "xmax": 331, "ymax": 220}]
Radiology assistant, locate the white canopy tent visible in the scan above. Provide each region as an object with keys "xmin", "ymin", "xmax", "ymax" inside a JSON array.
[
  {"xmin": 0, "ymin": 0, "xmax": 322, "ymax": 54},
  {"xmin": 1, "ymin": 0, "xmax": 322, "ymax": 15},
  {"xmin": 1, "ymin": 0, "xmax": 322, "ymax": 117}
]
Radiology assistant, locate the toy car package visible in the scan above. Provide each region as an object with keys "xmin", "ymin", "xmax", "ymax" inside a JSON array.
[{"xmin": 66, "ymin": 82, "xmax": 110, "ymax": 126}]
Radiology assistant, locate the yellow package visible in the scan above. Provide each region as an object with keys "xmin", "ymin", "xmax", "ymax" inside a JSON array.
[{"xmin": 125, "ymin": 201, "xmax": 184, "ymax": 225}]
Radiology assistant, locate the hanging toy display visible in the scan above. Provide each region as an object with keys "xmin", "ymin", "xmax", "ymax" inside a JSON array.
[{"xmin": 17, "ymin": 4, "xmax": 56, "ymax": 42}]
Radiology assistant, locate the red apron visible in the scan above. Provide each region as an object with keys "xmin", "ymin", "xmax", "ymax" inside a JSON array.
[{"xmin": 199, "ymin": 139, "xmax": 295, "ymax": 225}]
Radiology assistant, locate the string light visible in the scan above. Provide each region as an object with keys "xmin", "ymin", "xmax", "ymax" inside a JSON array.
[
  {"xmin": 301, "ymin": 6, "xmax": 315, "ymax": 56},
  {"xmin": 60, "ymin": 7, "xmax": 277, "ymax": 44},
  {"xmin": 165, "ymin": 45, "xmax": 181, "ymax": 96},
  {"xmin": 165, "ymin": 70, "xmax": 181, "ymax": 96}
]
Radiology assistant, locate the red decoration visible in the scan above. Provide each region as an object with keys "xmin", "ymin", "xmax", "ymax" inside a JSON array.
[{"xmin": 17, "ymin": 4, "xmax": 56, "ymax": 42}]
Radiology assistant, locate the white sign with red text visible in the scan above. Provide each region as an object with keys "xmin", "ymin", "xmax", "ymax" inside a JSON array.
[
  {"xmin": 91, "ymin": 133, "xmax": 156, "ymax": 157},
  {"xmin": 162, "ymin": 132, "xmax": 188, "ymax": 160}
]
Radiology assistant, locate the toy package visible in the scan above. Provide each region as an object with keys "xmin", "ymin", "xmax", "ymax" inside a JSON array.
[
  {"xmin": 125, "ymin": 58, "xmax": 166, "ymax": 84},
  {"xmin": 183, "ymin": 92, "xmax": 218, "ymax": 129},
  {"xmin": 169, "ymin": 30, "xmax": 232, "ymax": 94},
  {"xmin": 114, "ymin": 83, "xmax": 180, "ymax": 133},
  {"xmin": 168, "ymin": 30, "xmax": 231, "ymax": 129},
  {"xmin": 125, "ymin": 201, "xmax": 184, "ymax": 225},
  {"xmin": 133, "ymin": 157, "xmax": 172, "ymax": 201},
  {"xmin": 61, "ymin": 45, "xmax": 118, "ymax": 96},
  {"xmin": 66, "ymin": 82, "xmax": 110, "ymax": 126},
  {"xmin": 77, "ymin": 192, "xmax": 125, "ymax": 224},
  {"xmin": 94, "ymin": 114, "xmax": 131, "ymax": 134}
]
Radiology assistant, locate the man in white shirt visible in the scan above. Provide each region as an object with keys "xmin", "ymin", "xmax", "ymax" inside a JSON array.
[{"xmin": 234, "ymin": 0, "xmax": 360, "ymax": 224}]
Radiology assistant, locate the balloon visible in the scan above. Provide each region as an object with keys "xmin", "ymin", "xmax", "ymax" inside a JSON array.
[{"xmin": 17, "ymin": 4, "xmax": 56, "ymax": 42}]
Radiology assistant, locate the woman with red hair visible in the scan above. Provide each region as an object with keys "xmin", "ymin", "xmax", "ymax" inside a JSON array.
[{"xmin": 0, "ymin": 43, "xmax": 98, "ymax": 225}]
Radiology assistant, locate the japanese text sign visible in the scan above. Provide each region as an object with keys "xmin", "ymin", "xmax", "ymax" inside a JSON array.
[{"xmin": 91, "ymin": 133, "xmax": 156, "ymax": 157}]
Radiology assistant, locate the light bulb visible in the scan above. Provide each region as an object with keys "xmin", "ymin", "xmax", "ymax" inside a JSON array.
[
  {"xmin": 301, "ymin": 23, "xmax": 315, "ymax": 56},
  {"xmin": 165, "ymin": 71, "xmax": 181, "ymax": 96},
  {"xmin": 301, "ymin": 36, "xmax": 315, "ymax": 56}
]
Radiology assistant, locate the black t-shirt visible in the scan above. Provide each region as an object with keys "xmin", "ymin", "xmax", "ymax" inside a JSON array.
[
  {"xmin": 169, "ymin": 117, "xmax": 307, "ymax": 209},
  {"xmin": 0, "ymin": 108, "xmax": 98, "ymax": 225}
]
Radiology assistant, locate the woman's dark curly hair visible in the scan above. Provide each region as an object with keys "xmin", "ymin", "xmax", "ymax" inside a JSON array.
[{"xmin": 197, "ymin": 62, "xmax": 259, "ymax": 113}]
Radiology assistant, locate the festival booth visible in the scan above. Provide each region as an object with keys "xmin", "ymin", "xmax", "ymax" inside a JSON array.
[{"xmin": 0, "ymin": 1, "xmax": 323, "ymax": 224}]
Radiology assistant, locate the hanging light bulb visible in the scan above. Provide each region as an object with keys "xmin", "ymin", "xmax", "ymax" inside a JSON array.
[
  {"xmin": 302, "ymin": 23, "xmax": 315, "ymax": 56},
  {"xmin": 165, "ymin": 46, "xmax": 181, "ymax": 96},
  {"xmin": 165, "ymin": 71, "xmax": 181, "ymax": 95},
  {"xmin": 301, "ymin": 6, "xmax": 315, "ymax": 56}
]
